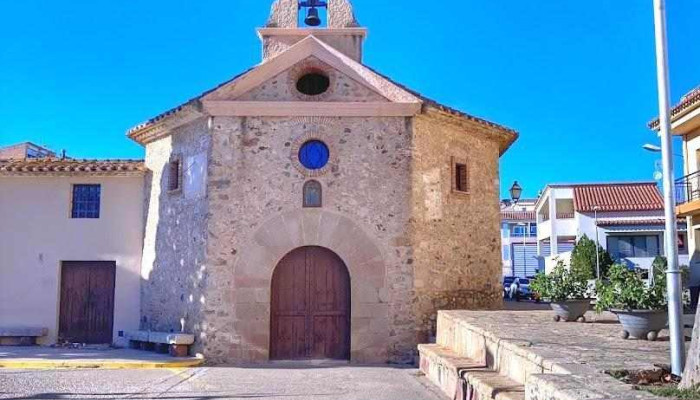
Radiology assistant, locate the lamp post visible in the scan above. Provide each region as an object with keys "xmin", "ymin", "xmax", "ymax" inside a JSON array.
[
  {"xmin": 593, "ymin": 206, "xmax": 601, "ymax": 280},
  {"xmin": 517, "ymin": 222, "xmax": 528, "ymax": 277},
  {"xmin": 652, "ymin": 0, "xmax": 685, "ymax": 376},
  {"xmin": 510, "ymin": 182, "xmax": 524, "ymax": 278}
]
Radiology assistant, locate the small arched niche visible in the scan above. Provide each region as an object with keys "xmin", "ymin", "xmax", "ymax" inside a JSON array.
[{"xmin": 303, "ymin": 180, "xmax": 322, "ymax": 208}]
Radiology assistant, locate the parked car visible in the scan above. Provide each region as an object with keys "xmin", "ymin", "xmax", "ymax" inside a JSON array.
[{"xmin": 503, "ymin": 277, "xmax": 535, "ymax": 301}]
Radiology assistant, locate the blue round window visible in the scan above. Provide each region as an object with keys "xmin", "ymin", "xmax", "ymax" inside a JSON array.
[{"xmin": 298, "ymin": 140, "xmax": 330, "ymax": 170}]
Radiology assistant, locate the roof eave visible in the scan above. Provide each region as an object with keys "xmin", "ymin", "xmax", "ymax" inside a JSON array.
[
  {"xmin": 127, "ymin": 102, "xmax": 207, "ymax": 146},
  {"xmin": 423, "ymin": 105, "xmax": 518, "ymax": 156}
]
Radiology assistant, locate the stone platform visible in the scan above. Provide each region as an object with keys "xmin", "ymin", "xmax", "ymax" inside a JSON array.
[{"xmin": 419, "ymin": 310, "xmax": 692, "ymax": 400}]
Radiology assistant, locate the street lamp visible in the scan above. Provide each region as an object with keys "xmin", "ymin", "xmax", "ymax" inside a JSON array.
[
  {"xmin": 510, "ymin": 181, "xmax": 523, "ymax": 205},
  {"xmin": 643, "ymin": 143, "xmax": 662, "ymax": 152},
  {"xmin": 652, "ymin": 0, "xmax": 685, "ymax": 375},
  {"xmin": 593, "ymin": 206, "xmax": 601, "ymax": 280}
]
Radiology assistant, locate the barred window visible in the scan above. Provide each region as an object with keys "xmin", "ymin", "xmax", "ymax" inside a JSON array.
[
  {"xmin": 455, "ymin": 163, "xmax": 468, "ymax": 193},
  {"xmin": 71, "ymin": 184, "xmax": 101, "ymax": 219},
  {"xmin": 168, "ymin": 158, "xmax": 181, "ymax": 192}
]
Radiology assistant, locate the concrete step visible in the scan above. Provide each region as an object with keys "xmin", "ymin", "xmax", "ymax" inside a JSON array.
[{"xmin": 418, "ymin": 343, "xmax": 525, "ymax": 400}]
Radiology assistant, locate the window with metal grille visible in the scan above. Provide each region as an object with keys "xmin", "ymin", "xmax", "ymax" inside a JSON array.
[
  {"xmin": 455, "ymin": 163, "xmax": 468, "ymax": 193},
  {"xmin": 168, "ymin": 158, "xmax": 181, "ymax": 192},
  {"xmin": 71, "ymin": 184, "xmax": 101, "ymax": 219}
]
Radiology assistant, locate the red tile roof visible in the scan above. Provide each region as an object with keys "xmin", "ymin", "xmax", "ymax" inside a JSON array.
[
  {"xmin": 572, "ymin": 182, "xmax": 663, "ymax": 212},
  {"xmin": 0, "ymin": 158, "xmax": 146, "ymax": 176},
  {"xmin": 500, "ymin": 211, "xmax": 536, "ymax": 221},
  {"xmin": 597, "ymin": 219, "xmax": 665, "ymax": 226},
  {"xmin": 649, "ymin": 86, "xmax": 700, "ymax": 129}
]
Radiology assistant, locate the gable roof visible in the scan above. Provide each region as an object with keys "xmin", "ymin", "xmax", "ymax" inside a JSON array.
[
  {"xmin": 572, "ymin": 182, "xmax": 663, "ymax": 212},
  {"xmin": 0, "ymin": 158, "xmax": 145, "ymax": 177},
  {"xmin": 127, "ymin": 35, "xmax": 517, "ymax": 152}
]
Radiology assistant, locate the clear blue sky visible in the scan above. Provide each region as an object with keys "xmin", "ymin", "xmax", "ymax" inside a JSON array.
[{"xmin": 1, "ymin": 1, "xmax": 698, "ymax": 198}]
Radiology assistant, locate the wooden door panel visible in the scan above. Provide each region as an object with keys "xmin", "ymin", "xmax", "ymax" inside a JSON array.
[
  {"xmin": 59, "ymin": 262, "xmax": 115, "ymax": 344},
  {"xmin": 311, "ymin": 316, "xmax": 348, "ymax": 359},
  {"xmin": 270, "ymin": 247, "xmax": 350, "ymax": 360},
  {"xmin": 273, "ymin": 316, "xmax": 307, "ymax": 359}
]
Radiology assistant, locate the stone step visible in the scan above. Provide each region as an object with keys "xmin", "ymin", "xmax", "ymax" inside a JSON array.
[
  {"xmin": 418, "ymin": 343, "xmax": 525, "ymax": 400},
  {"xmin": 419, "ymin": 343, "xmax": 486, "ymax": 398},
  {"xmin": 463, "ymin": 369, "xmax": 525, "ymax": 400}
]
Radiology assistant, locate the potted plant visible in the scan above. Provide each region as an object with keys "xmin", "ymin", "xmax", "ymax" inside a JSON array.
[
  {"xmin": 531, "ymin": 261, "xmax": 590, "ymax": 322},
  {"xmin": 595, "ymin": 263, "xmax": 668, "ymax": 341}
]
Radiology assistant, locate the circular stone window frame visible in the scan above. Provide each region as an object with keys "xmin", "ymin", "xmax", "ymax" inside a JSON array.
[
  {"xmin": 291, "ymin": 132, "xmax": 338, "ymax": 178},
  {"xmin": 288, "ymin": 59, "xmax": 335, "ymax": 102}
]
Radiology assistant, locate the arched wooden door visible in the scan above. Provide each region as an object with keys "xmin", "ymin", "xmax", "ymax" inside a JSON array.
[{"xmin": 270, "ymin": 246, "xmax": 351, "ymax": 360}]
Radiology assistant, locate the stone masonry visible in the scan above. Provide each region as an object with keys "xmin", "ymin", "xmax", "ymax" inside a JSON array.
[{"xmin": 133, "ymin": 0, "xmax": 516, "ymax": 364}]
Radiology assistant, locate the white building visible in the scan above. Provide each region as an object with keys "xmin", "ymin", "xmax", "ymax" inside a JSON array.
[
  {"xmin": 0, "ymin": 154, "xmax": 145, "ymax": 346},
  {"xmin": 535, "ymin": 182, "xmax": 689, "ymax": 274},
  {"xmin": 650, "ymin": 86, "xmax": 700, "ymax": 288},
  {"xmin": 500, "ymin": 198, "xmax": 539, "ymax": 277}
]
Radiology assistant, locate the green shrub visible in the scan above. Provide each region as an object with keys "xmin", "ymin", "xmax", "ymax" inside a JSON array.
[
  {"xmin": 595, "ymin": 264, "xmax": 667, "ymax": 313},
  {"xmin": 530, "ymin": 260, "xmax": 589, "ymax": 302},
  {"xmin": 570, "ymin": 235, "xmax": 614, "ymax": 280}
]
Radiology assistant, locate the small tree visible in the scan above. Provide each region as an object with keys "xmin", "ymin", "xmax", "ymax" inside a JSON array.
[
  {"xmin": 570, "ymin": 235, "xmax": 614, "ymax": 280},
  {"xmin": 531, "ymin": 260, "xmax": 589, "ymax": 302}
]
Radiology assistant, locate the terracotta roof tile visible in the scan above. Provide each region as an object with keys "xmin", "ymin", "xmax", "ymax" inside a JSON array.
[
  {"xmin": 572, "ymin": 182, "xmax": 663, "ymax": 212},
  {"xmin": 501, "ymin": 211, "xmax": 535, "ymax": 221},
  {"xmin": 597, "ymin": 219, "xmax": 682, "ymax": 227},
  {"xmin": 649, "ymin": 87, "xmax": 700, "ymax": 129},
  {"xmin": 0, "ymin": 158, "xmax": 146, "ymax": 176}
]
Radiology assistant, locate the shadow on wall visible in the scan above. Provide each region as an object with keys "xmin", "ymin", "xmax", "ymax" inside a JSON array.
[{"xmin": 138, "ymin": 131, "xmax": 210, "ymax": 356}]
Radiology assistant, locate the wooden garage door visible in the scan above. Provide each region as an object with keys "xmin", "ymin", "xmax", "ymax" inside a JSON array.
[
  {"xmin": 59, "ymin": 261, "xmax": 116, "ymax": 344},
  {"xmin": 270, "ymin": 246, "xmax": 351, "ymax": 360}
]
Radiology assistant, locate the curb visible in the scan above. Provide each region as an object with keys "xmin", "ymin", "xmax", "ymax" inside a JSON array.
[{"xmin": 0, "ymin": 358, "xmax": 205, "ymax": 369}]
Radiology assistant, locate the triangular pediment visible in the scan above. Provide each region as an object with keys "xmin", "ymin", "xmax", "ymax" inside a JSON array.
[
  {"xmin": 202, "ymin": 36, "xmax": 421, "ymax": 104},
  {"xmin": 227, "ymin": 56, "xmax": 389, "ymax": 103}
]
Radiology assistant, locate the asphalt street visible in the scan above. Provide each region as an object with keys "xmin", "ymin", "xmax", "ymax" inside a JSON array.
[{"xmin": 0, "ymin": 365, "xmax": 444, "ymax": 400}]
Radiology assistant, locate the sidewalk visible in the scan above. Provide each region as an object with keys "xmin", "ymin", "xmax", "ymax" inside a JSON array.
[{"xmin": 0, "ymin": 346, "xmax": 204, "ymax": 369}]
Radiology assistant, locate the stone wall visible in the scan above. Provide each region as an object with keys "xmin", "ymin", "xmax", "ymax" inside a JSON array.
[
  {"xmin": 410, "ymin": 111, "xmax": 504, "ymax": 343},
  {"xmin": 202, "ymin": 115, "xmax": 415, "ymax": 364},
  {"xmin": 140, "ymin": 118, "xmax": 211, "ymax": 355}
]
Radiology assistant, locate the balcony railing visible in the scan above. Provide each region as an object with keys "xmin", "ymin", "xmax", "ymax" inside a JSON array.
[
  {"xmin": 676, "ymin": 171, "xmax": 700, "ymax": 206},
  {"xmin": 556, "ymin": 212, "xmax": 575, "ymax": 219}
]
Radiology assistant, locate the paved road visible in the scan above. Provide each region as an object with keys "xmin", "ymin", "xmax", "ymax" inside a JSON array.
[{"xmin": 0, "ymin": 365, "xmax": 444, "ymax": 400}]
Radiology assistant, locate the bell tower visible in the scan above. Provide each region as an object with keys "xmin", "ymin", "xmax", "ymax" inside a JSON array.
[{"xmin": 259, "ymin": 0, "xmax": 366, "ymax": 62}]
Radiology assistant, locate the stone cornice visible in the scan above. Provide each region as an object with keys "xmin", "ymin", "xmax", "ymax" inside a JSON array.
[
  {"xmin": 257, "ymin": 27, "xmax": 367, "ymax": 39},
  {"xmin": 202, "ymin": 101, "xmax": 420, "ymax": 117}
]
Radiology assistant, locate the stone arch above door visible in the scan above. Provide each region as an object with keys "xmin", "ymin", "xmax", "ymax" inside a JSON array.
[{"xmin": 232, "ymin": 209, "xmax": 388, "ymax": 363}]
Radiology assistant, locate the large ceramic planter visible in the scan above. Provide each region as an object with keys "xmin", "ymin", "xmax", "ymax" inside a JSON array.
[
  {"xmin": 550, "ymin": 300, "xmax": 591, "ymax": 322},
  {"xmin": 612, "ymin": 309, "xmax": 668, "ymax": 341}
]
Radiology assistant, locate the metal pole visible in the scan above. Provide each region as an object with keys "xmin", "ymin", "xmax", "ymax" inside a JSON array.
[
  {"xmin": 594, "ymin": 208, "xmax": 600, "ymax": 280},
  {"xmin": 653, "ymin": 0, "xmax": 685, "ymax": 376},
  {"xmin": 524, "ymin": 223, "xmax": 528, "ymax": 275}
]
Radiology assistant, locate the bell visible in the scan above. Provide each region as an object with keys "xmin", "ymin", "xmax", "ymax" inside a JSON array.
[{"xmin": 304, "ymin": 7, "xmax": 321, "ymax": 27}]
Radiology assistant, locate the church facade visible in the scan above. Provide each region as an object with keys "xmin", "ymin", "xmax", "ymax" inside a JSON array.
[{"xmin": 129, "ymin": 0, "xmax": 516, "ymax": 364}]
